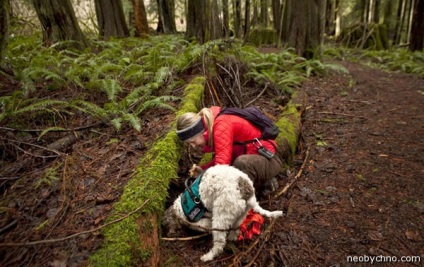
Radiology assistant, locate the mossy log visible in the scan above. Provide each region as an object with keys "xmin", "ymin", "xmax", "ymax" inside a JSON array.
[
  {"xmin": 88, "ymin": 77, "xmax": 205, "ymax": 266},
  {"xmin": 275, "ymin": 90, "xmax": 305, "ymax": 163},
  {"xmin": 89, "ymin": 77, "xmax": 304, "ymax": 266},
  {"xmin": 338, "ymin": 23, "xmax": 389, "ymax": 50},
  {"xmin": 245, "ymin": 27, "xmax": 278, "ymax": 46}
]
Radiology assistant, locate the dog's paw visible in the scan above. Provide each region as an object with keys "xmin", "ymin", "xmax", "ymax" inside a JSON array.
[
  {"xmin": 271, "ymin": 210, "xmax": 284, "ymax": 218},
  {"xmin": 200, "ymin": 252, "xmax": 215, "ymax": 262}
]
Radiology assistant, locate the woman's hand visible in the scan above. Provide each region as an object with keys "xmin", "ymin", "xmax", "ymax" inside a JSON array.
[{"xmin": 189, "ymin": 164, "xmax": 203, "ymax": 177}]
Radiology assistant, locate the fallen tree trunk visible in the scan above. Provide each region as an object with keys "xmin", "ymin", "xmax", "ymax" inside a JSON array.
[{"xmin": 89, "ymin": 77, "xmax": 206, "ymax": 266}]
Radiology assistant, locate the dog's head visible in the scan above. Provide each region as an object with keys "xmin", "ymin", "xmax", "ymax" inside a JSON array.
[{"xmin": 162, "ymin": 196, "xmax": 186, "ymax": 237}]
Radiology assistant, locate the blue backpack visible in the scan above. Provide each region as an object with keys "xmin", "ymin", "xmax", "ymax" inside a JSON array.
[{"xmin": 181, "ymin": 173, "xmax": 208, "ymax": 222}]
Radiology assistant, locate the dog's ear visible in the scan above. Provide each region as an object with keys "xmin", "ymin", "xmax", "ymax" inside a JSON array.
[
  {"xmin": 238, "ymin": 177, "xmax": 254, "ymax": 200},
  {"xmin": 162, "ymin": 205, "xmax": 183, "ymax": 237}
]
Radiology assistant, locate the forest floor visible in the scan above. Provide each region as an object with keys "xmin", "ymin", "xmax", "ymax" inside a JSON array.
[
  {"xmin": 1, "ymin": 58, "xmax": 423, "ymax": 266},
  {"xmin": 160, "ymin": 60, "xmax": 424, "ymax": 266}
]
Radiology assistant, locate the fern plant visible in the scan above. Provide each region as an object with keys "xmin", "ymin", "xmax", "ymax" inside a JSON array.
[
  {"xmin": 35, "ymin": 163, "xmax": 62, "ymax": 189},
  {"xmin": 323, "ymin": 45, "xmax": 424, "ymax": 77}
]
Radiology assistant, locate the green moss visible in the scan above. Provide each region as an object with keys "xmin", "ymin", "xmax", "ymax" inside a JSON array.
[
  {"xmin": 198, "ymin": 153, "xmax": 214, "ymax": 166},
  {"xmin": 245, "ymin": 27, "xmax": 278, "ymax": 46},
  {"xmin": 89, "ymin": 76, "xmax": 205, "ymax": 267},
  {"xmin": 176, "ymin": 76, "xmax": 206, "ymax": 117},
  {"xmin": 275, "ymin": 99, "xmax": 302, "ymax": 157}
]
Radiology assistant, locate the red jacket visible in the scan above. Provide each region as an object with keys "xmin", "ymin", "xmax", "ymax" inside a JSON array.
[{"xmin": 200, "ymin": 106, "xmax": 277, "ymax": 169}]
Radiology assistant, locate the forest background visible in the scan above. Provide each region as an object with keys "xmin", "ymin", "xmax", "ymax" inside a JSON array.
[{"xmin": 0, "ymin": 0, "xmax": 423, "ymax": 266}]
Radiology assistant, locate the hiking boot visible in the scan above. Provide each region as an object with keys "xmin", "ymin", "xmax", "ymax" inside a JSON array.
[
  {"xmin": 262, "ymin": 177, "xmax": 279, "ymax": 197},
  {"xmin": 268, "ymin": 177, "xmax": 279, "ymax": 191}
]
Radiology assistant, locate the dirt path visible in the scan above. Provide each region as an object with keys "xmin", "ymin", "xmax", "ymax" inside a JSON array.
[{"xmin": 275, "ymin": 61, "xmax": 424, "ymax": 266}]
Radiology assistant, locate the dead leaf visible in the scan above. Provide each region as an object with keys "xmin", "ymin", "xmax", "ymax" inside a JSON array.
[
  {"xmin": 405, "ymin": 230, "xmax": 421, "ymax": 241},
  {"xmin": 368, "ymin": 230, "xmax": 384, "ymax": 241}
]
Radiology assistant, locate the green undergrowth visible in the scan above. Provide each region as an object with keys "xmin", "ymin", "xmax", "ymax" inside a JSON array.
[
  {"xmin": 2, "ymin": 34, "xmax": 343, "ymax": 135},
  {"xmin": 323, "ymin": 45, "xmax": 424, "ymax": 77},
  {"xmin": 89, "ymin": 77, "xmax": 205, "ymax": 266}
]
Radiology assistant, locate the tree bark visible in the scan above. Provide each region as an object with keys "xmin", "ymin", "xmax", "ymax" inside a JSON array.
[
  {"xmin": 233, "ymin": 0, "xmax": 241, "ymax": 38},
  {"xmin": 259, "ymin": 0, "xmax": 268, "ymax": 27},
  {"xmin": 244, "ymin": 0, "xmax": 251, "ymax": 37},
  {"xmin": 374, "ymin": 0, "xmax": 380, "ymax": 23},
  {"xmin": 272, "ymin": 0, "xmax": 282, "ymax": 33},
  {"xmin": 209, "ymin": 0, "xmax": 223, "ymax": 39},
  {"xmin": 223, "ymin": 0, "xmax": 230, "ymax": 37},
  {"xmin": 94, "ymin": 0, "xmax": 129, "ymax": 39},
  {"xmin": 410, "ymin": 0, "xmax": 424, "ymax": 51},
  {"xmin": 394, "ymin": 0, "xmax": 407, "ymax": 45},
  {"xmin": 281, "ymin": 0, "xmax": 324, "ymax": 59},
  {"xmin": 335, "ymin": 0, "xmax": 341, "ymax": 37},
  {"xmin": 157, "ymin": 0, "xmax": 176, "ymax": 34},
  {"xmin": 32, "ymin": 0, "xmax": 88, "ymax": 49},
  {"xmin": 383, "ymin": 0, "xmax": 396, "ymax": 43},
  {"xmin": 185, "ymin": 0, "xmax": 207, "ymax": 43},
  {"xmin": 0, "ymin": 0, "xmax": 10, "ymax": 68},
  {"xmin": 131, "ymin": 0, "xmax": 149, "ymax": 37}
]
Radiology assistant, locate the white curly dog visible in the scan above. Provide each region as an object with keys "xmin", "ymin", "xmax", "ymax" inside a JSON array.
[{"xmin": 162, "ymin": 164, "xmax": 283, "ymax": 262}]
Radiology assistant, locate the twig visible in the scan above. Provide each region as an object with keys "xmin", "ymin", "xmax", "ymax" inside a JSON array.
[
  {"xmin": 160, "ymin": 233, "xmax": 210, "ymax": 241},
  {"xmin": 0, "ymin": 196, "xmax": 153, "ymax": 247},
  {"xmin": 177, "ymin": 216, "xmax": 238, "ymax": 232},
  {"xmin": 0, "ymin": 122, "xmax": 102, "ymax": 133},
  {"xmin": 274, "ymin": 147, "xmax": 310, "ymax": 198},
  {"xmin": 317, "ymin": 111, "xmax": 365, "ymax": 119},
  {"xmin": 244, "ymin": 83, "xmax": 269, "ymax": 108},
  {"xmin": 4, "ymin": 138, "xmax": 64, "ymax": 156},
  {"xmin": 244, "ymin": 237, "xmax": 266, "ymax": 267},
  {"xmin": 349, "ymin": 196, "xmax": 356, "ymax": 208},
  {"xmin": 216, "ymin": 75, "xmax": 237, "ymax": 107},
  {"xmin": 230, "ymin": 218, "xmax": 277, "ymax": 267},
  {"xmin": 207, "ymin": 79, "xmax": 222, "ymax": 106},
  {"xmin": 216, "ymin": 62, "xmax": 234, "ymax": 79},
  {"xmin": 348, "ymin": 100, "xmax": 372, "ymax": 105},
  {"xmin": 0, "ymin": 220, "xmax": 17, "ymax": 235}
]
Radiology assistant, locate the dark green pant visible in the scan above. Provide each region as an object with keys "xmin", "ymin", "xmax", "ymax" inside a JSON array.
[{"xmin": 232, "ymin": 154, "xmax": 283, "ymax": 194}]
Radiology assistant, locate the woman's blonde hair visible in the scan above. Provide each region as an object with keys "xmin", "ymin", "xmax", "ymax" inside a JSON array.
[{"xmin": 177, "ymin": 108, "xmax": 215, "ymax": 147}]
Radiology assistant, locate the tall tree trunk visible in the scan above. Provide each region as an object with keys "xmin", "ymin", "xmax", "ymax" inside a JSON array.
[
  {"xmin": 157, "ymin": 0, "xmax": 176, "ymax": 34},
  {"xmin": 374, "ymin": 0, "xmax": 380, "ymax": 23},
  {"xmin": 394, "ymin": 0, "xmax": 407, "ymax": 45},
  {"xmin": 325, "ymin": 0, "xmax": 335, "ymax": 35},
  {"xmin": 319, "ymin": 0, "xmax": 327, "ymax": 57},
  {"xmin": 272, "ymin": 0, "xmax": 282, "ymax": 33},
  {"xmin": 223, "ymin": 0, "xmax": 230, "ymax": 37},
  {"xmin": 244, "ymin": 0, "xmax": 251, "ymax": 37},
  {"xmin": 32, "ymin": 0, "xmax": 88, "ymax": 49},
  {"xmin": 209, "ymin": 0, "xmax": 222, "ymax": 39},
  {"xmin": 406, "ymin": 0, "xmax": 415, "ymax": 44},
  {"xmin": 259, "ymin": 0, "xmax": 268, "ymax": 27},
  {"xmin": 94, "ymin": 0, "xmax": 129, "ymax": 39},
  {"xmin": 185, "ymin": 0, "xmax": 207, "ymax": 43},
  {"xmin": 281, "ymin": 0, "xmax": 324, "ymax": 59},
  {"xmin": 0, "ymin": 0, "xmax": 10, "ymax": 68},
  {"xmin": 368, "ymin": 0, "xmax": 374, "ymax": 23},
  {"xmin": 233, "ymin": 0, "xmax": 241, "ymax": 38},
  {"xmin": 410, "ymin": 0, "xmax": 424, "ymax": 51},
  {"xmin": 383, "ymin": 0, "xmax": 396, "ymax": 44},
  {"xmin": 335, "ymin": 0, "xmax": 341, "ymax": 37},
  {"xmin": 131, "ymin": 0, "xmax": 149, "ymax": 37}
]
